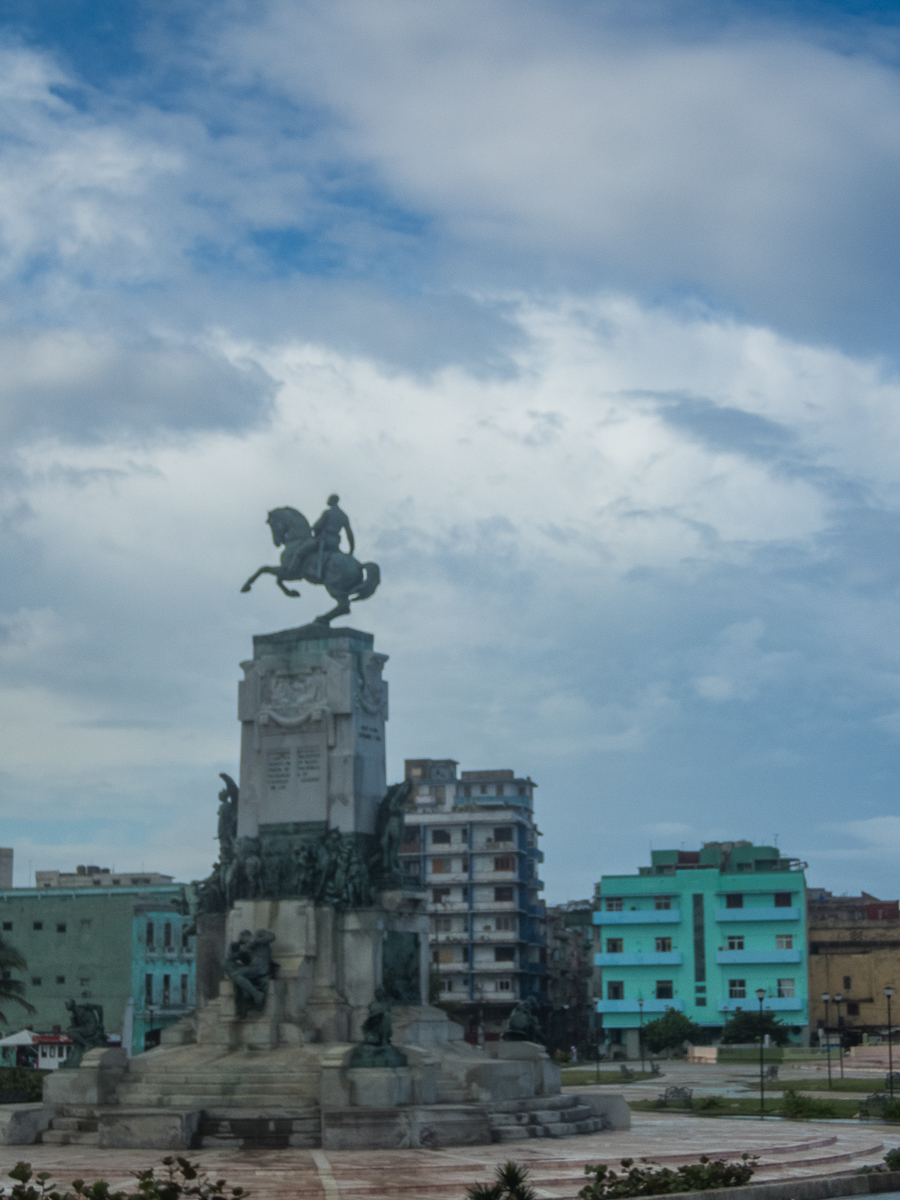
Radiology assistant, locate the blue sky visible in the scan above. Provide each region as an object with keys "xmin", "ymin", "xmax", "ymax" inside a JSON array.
[{"xmin": 2, "ymin": 0, "xmax": 900, "ymax": 902}]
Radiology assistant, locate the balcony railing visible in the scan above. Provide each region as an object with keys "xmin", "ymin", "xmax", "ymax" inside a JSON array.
[
  {"xmin": 718, "ymin": 997, "xmax": 804, "ymax": 1012},
  {"xmin": 715, "ymin": 949, "xmax": 801, "ymax": 964},
  {"xmin": 594, "ymin": 951, "xmax": 683, "ymax": 966},
  {"xmin": 715, "ymin": 908, "xmax": 799, "ymax": 922},
  {"xmin": 595, "ymin": 999, "xmax": 684, "ymax": 1014},
  {"xmin": 594, "ymin": 910, "xmax": 682, "ymax": 925}
]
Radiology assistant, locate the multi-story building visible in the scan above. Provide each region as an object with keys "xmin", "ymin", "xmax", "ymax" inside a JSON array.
[
  {"xmin": 545, "ymin": 900, "xmax": 597, "ymax": 1054},
  {"xmin": 595, "ymin": 841, "xmax": 808, "ymax": 1057},
  {"xmin": 0, "ymin": 878, "xmax": 194, "ymax": 1055},
  {"xmin": 398, "ymin": 758, "xmax": 545, "ymax": 1043},
  {"xmin": 807, "ymin": 889, "xmax": 900, "ymax": 1046},
  {"xmin": 35, "ymin": 865, "xmax": 174, "ymax": 889}
]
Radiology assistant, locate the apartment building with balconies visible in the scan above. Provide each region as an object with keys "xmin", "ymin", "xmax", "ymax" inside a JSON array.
[
  {"xmin": 399, "ymin": 758, "xmax": 545, "ymax": 1043},
  {"xmin": 594, "ymin": 841, "xmax": 808, "ymax": 1058}
]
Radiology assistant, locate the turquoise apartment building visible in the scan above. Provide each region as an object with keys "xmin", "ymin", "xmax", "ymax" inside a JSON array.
[{"xmin": 595, "ymin": 841, "xmax": 808, "ymax": 1056}]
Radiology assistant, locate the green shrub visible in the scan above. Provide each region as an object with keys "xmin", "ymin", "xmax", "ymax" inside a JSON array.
[
  {"xmin": 884, "ymin": 1148, "xmax": 900, "ymax": 1171},
  {"xmin": 578, "ymin": 1156, "xmax": 757, "ymax": 1198},
  {"xmin": 695, "ymin": 1096, "xmax": 725, "ymax": 1111},
  {"xmin": 0, "ymin": 1069, "xmax": 47, "ymax": 1103},
  {"xmin": 779, "ymin": 1089, "xmax": 838, "ymax": 1120},
  {"xmin": 0, "ymin": 1159, "xmax": 248, "ymax": 1200},
  {"xmin": 641, "ymin": 1012, "xmax": 704, "ymax": 1055},
  {"xmin": 466, "ymin": 1161, "xmax": 536, "ymax": 1200},
  {"xmin": 720, "ymin": 1012, "xmax": 791, "ymax": 1046}
]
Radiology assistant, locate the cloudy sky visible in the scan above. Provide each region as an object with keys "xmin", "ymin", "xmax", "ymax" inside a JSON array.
[{"xmin": 2, "ymin": 0, "xmax": 900, "ymax": 902}]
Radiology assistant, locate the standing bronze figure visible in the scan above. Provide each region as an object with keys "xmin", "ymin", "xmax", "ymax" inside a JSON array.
[{"xmin": 240, "ymin": 496, "xmax": 380, "ymax": 625}]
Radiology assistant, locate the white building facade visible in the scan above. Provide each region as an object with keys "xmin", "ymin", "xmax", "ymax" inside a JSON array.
[{"xmin": 398, "ymin": 759, "xmax": 546, "ymax": 1043}]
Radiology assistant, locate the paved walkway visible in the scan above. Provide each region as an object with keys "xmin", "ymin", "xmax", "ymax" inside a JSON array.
[{"xmin": 4, "ymin": 1111, "xmax": 898, "ymax": 1200}]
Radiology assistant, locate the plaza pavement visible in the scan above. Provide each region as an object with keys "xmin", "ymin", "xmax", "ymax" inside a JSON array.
[{"xmin": 1, "ymin": 1066, "xmax": 895, "ymax": 1200}]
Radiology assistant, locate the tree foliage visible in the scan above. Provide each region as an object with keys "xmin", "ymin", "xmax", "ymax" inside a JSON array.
[
  {"xmin": 720, "ymin": 1010, "xmax": 790, "ymax": 1046},
  {"xmin": 640, "ymin": 1010, "xmax": 703, "ymax": 1054},
  {"xmin": 0, "ymin": 938, "xmax": 35, "ymax": 1025}
]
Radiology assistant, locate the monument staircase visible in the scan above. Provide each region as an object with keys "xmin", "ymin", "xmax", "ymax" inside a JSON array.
[
  {"xmin": 39, "ymin": 1111, "xmax": 100, "ymax": 1147},
  {"xmin": 487, "ymin": 1095, "xmax": 607, "ymax": 1142}
]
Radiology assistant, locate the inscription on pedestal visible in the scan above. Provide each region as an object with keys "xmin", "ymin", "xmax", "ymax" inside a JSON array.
[
  {"xmin": 267, "ymin": 750, "xmax": 291, "ymax": 791},
  {"xmin": 297, "ymin": 745, "xmax": 322, "ymax": 782}
]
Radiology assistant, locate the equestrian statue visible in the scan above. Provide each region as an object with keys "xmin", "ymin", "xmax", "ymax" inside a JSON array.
[{"xmin": 240, "ymin": 495, "xmax": 380, "ymax": 625}]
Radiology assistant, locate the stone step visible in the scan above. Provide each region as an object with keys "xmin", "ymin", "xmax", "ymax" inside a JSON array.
[
  {"xmin": 41, "ymin": 1129, "xmax": 100, "ymax": 1146},
  {"xmin": 47, "ymin": 1116, "xmax": 98, "ymax": 1132},
  {"xmin": 488, "ymin": 1094, "xmax": 581, "ymax": 1114}
]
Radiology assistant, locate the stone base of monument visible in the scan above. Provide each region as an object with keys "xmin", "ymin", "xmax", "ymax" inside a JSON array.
[{"xmin": 43, "ymin": 1047, "xmax": 128, "ymax": 1107}]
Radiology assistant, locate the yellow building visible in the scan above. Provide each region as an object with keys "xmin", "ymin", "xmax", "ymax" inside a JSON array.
[{"xmin": 807, "ymin": 889, "xmax": 900, "ymax": 1045}]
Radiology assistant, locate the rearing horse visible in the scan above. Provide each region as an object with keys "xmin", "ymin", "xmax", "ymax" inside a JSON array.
[{"xmin": 241, "ymin": 506, "xmax": 380, "ymax": 625}]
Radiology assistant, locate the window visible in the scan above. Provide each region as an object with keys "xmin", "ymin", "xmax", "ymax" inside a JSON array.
[
  {"xmin": 439, "ymin": 979, "xmax": 453, "ymax": 993},
  {"xmin": 655, "ymin": 980, "xmax": 674, "ymax": 999},
  {"xmin": 56, "ymin": 976, "xmax": 65, "ymax": 985},
  {"xmin": 776, "ymin": 935, "xmax": 793, "ymax": 950},
  {"xmin": 431, "ymin": 949, "xmax": 439, "ymax": 965},
  {"xmin": 494, "ymin": 826, "xmax": 513, "ymax": 842},
  {"xmin": 517, "ymin": 787, "xmax": 526, "ymax": 797},
  {"xmin": 496, "ymin": 785, "xmax": 504, "ymax": 797},
  {"xmin": 463, "ymin": 785, "xmax": 472, "ymax": 799},
  {"xmin": 654, "ymin": 896, "xmax": 671, "ymax": 910},
  {"xmin": 495, "ymin": 946, "xmax": 516, "ymax": 962},
  {"xmin": 56, "ymin": 923, "xmax": 66, "ymax": 933},
  {"xmin": 461, "ymin": 856, "xmax": 469, "ymax": 872},
  {"xmin": 145, "ymin": 974, "xmax": 153, "ymax": 1004},
  {"xmin": 480, "ymin": 785, "xmax": 488, "ymax": 795},
  {"xmin": 163, "ymin": 923, "xmax": 172, "ymax": 949},
  {"xmin": 727, "ymin": 936, "xmax": 745, "ymax": 951},
  {"xmin": 147, "ymin": 921, "xmax": 155, "ymax": 947},
  {"xmin": 728, "ymin": 979, "xmax": 746, "ymax": 999},
  {"xmin": 494, "ymin": 856, "xmax": 515, "ymax": 872},
  {"xmin": 696, "ymin": 997, "xmax": 707, "ymax": 1006},
  {"xmin": 777, "ymin": 978, "xmax": 795, "ymax": 998},
  {"xmin": 112, "ymin": 879, "xmax": 120, "ymax": 885},
  {"xmin": 498, "ymin": 979, "xmax": 512, "ymax": 991},
  {"xmin": 461, "ymin": 886, "xmax": 469, "ymax": 901},
  {"xmin": 847, "ymin": 1001, "xmax": 860, "ymax": 1016},
  {"xmin": 606, "ymin": 938, "xmax": 624, "ymax": 953},
  {"xmin": 432, "ymin": 887, "xmax": 451, "ymax": 903},
  {"xmin": 496, "ymin": 916, "xmax": 515, "ymax": 931},
  {"xmin": 432, "ymin": 829, "xmax": 451, "ymax": 844},
  {"xmin": 695, "ymin": 984, "xmax": 706, "ymax": 993},
  {"xmin": 606, "ymin": 898, "xmax": 623, "ymax": 912},
  {"xmin": 434, "ymin": 947, "xmax": 453, "ymax": 964},
  {"xmin": 180, "ymin": 975, "xmax": 189, "ymax": 1005},
  {"xmin": 434, "ymin": 917, "xmax": 452, "ymax": 933},
  {"xmin": 33, "ymin": 921, "xmax": 43, "ymax": 931},
  {"xmin": 1, "ymin": 923, "xmax": 9, "ymax": 931},
  {"xmin": 725, "ymin": 894, "xmax": 743, "ymax": 909},
  {"xmin": 494, "ymin": 886, "xmax": 514, "ymax": 902},
  {"xmin": 31, "ymin": 977, "xmax": 41, "ymax": 986},
  {"xmin": 182, "ymin": 924, "xmax": 190, "ymax": 950},
  {"xmin": 162, "ymin": 975, "xmax": 171, "ymax": 1005},
  {"xmin": 606, "ymin": 981, "xmax": 624, "ymax": 1000},
  {"xmin": 655, "ymin": 937, "xmax": 672, "ymax": 953},
  {"xmin": 843, "ymin": 975, "xmax": 852, "ymax": 990},
  {"xmin": 774, "ymin": 892, "xmax": 792, "ymax": 907},
  {"xmin": 431, "ymin": 859, "xmax": 449, "ymax": 874}
]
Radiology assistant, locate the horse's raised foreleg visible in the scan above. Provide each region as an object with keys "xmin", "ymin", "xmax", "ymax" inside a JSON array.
[{"xmin": 240, "ymin": 565, "xmax": 298, "ymax": 595}]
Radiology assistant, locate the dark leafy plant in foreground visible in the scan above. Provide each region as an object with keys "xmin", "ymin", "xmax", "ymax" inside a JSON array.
[
  {"xmin": 859, "ymin": 1147, "xmax": 900, "ymax": 1174},
  {"xmin": 466, "ymin": 1161, "xmax": 536, "ymax": 1200},
  {"xmin": 577, "ymin": 1155, "xmax": 758, "ymax": 1197},
  {"xmin": 0, "ymin": 1160, "xmax": 248, "ymax": 1200}
]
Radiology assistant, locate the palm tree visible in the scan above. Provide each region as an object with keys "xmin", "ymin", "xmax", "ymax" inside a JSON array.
[{"xmin": 0, "ymin": 937, "xmax": 36, "ymax": 1024}]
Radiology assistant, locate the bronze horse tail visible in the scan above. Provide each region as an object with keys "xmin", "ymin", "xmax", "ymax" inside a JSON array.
[{"xmin": 352, "ymin": 562, "xmax": 380, "ymax": 601}]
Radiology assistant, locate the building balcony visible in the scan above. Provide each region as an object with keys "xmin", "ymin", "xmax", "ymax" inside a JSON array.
[
  {"xmin": 715, "ymin": 908, "xmax": 799, "ymax": 922},
  {"xmin": 595, "ymin": 999, "xmax": 685, "ymax": 1014},
  {"xmin": 594, "ymin": 911, "xmax": 682, "ymax": 925},
  {"xmin": 715, "ymin": 949, "xmax": 801, "ymax": 964},
  {"xmin": 718, "ymin": 997, "xmax": 804, "ymax": 1012},
  {"xmin": 594, "ymin": 951, "xmax": 683, "ymax": 966}
]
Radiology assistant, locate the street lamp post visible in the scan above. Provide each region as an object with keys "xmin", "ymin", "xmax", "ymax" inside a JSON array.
[
  {"xmin": 821, "ymin": 994, "xmax": 832, "ymax": 1089},
  {"xmin": 833, "ymin": 994, "xmax": 844, "ymax": 1079},
  {"xmin": 638, "ymin": 998, "xmax": 645, "ymax": 1072},
  {"xmin": 756, "ymin": 989, "xmax": 767, "ymax": 1120},
  {"xmin": 886, "ymin": 988, "xmax": 895, "ymax": 1099}
]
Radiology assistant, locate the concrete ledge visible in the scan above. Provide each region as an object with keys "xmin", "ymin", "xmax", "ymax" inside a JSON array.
[
  {"xmin": 573, "ymin": 1092, "xmax": 631, "ymax": 1130},
  {"xmin": 0, "ymin": 1103, "xmax": 52, "ymax": 1145},
  {"xmin": 322, "ymin": 1104, "xmax": 491, "ymax": 1150},
  {"xmin": 96, "ymin": 1109, "xmax": 201, "ymax": 1150},
  {"xmin": 666, "ymin": 1168, "xmax": 900, "ymax": 1200}
]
